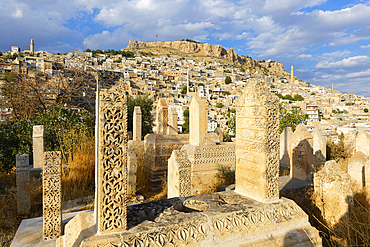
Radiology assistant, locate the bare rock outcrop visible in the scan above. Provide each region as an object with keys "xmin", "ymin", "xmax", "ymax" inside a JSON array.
[{"xmin": 125, "ymin": 39, "xmax": 284, "ymax": 69}]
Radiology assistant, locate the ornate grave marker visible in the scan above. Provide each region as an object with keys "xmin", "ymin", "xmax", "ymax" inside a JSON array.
[
  {"xmin": 235, "ymin": 81, "xmax": 280, "ymax": 202},
  {"xmin": 43, "ymin": 151, "xmax": 62, "ymax": 240},
  {"xmin": 97, "ymin": 85, "xmax": 128, "ymax": 233}
]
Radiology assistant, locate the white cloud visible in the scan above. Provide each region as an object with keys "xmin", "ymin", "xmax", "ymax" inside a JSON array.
[
  {"xmin": 320, "ymin": 50, "xmax": 351, "ymax": 58},
  {"xmin": 361, "ymin": 44, "xmax": 370, "ymax": 49},
  {"xmin": 346, "ymin": 69, "xmax": 370, "ymax": 78},
  {"xmin": 316, "ymin": 55, "xmax": 370, "ymax": 68},
  {"xmin": 298, "ymin": 54, "xmax": 312, "ymax": 59},
  {"xmin": 12, "ymin": 8, "xmax": 23, "ymax": 18}
]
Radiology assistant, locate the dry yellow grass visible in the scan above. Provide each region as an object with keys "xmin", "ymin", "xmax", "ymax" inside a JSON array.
[{"xmin": 0, "ymin": 128, "xmax": 95, "ymax": 247}]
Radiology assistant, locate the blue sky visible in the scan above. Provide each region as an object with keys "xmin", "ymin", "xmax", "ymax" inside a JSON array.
[{"xmin": 1, "ymin": 0, "xmax": 370, "ymax": 96}]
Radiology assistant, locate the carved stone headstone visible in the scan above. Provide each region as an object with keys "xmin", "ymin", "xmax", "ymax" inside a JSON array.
[
  {"xmin": 344, "ymin": 131, "xmax": 357, "ymax": 157},
  {"xmin": 314, "ymin": 160, "xmax": 353, "ymax": 227},
  {"xmin": 33, "ymin": 125, "xmax": 44, "ymax": 168},
  {"xmin": 97, "ymin": 85, "xmax": 128, "ymax": 233},
  {"xmin": 235, "ymin": 81, "xmax": 280, "ymax": 202},
  {"xmin": 168, "ymin": 106, "xmax": 178, "ymax": 134},
  {"xmin": 16, "ymin": 154, "xmax": 30, "ymax": 215},
  {"xmin": 43, "ymin": 151, "xmax": 62, "ymax": 240},
  {"xmin": 312, "ymin": 127, "xmax": 327, "ymax": 171},
  {"xmin": 133, "ymin": 106, "xmax": 142, "ymax": 141},
  {"xmin": 356, "ymin": 130, "xmax": 370, "ymax": 157},
  {"xmin": 168, "ymin": 150, "xmax": 191, "ymax": 198},
  {"xmin": 127, "ymin": 148, "xmax": 137, "ymax": 195},
  {"xmin": 280, "ymin": 127, "xmax": 293, "ymax": 166},
  {"xmin": 290, "ymin": 125, "xmax": 314, "ymax": 181},
  {"xmin": 189, "ymin": 95, "xmax": 207, "ymax": 146},
  {"xmin": 348, "ymin": 152, "xmax": 366, "ymax": 190},
  {"xmin": 156, "ymin": 98, "xmax": 168, "ymax": 134}
]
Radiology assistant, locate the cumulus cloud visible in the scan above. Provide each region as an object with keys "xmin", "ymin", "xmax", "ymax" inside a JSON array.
[
  {"xmin": 361, "ymin": 44, "xmax": 370, "ymax": 49},
  {"xmin": 12, "ymin": 8, "xmax": 23, "ymax": 19},
  {"xmin": 298, "ymin": 54, "xmax": 312, "ymax": 59},
  {"xmin": 316, "ymin": 55, "xmax": 370, "ymax": 68},
  {"xmin": 346, "ymin": 69, "xmax": 370, "ymax": 78}
]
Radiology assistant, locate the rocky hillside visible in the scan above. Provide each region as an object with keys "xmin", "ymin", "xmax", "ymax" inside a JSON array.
[{"xmin": 124, "ymin": 39, "xmax": 290, "ymax": 79}]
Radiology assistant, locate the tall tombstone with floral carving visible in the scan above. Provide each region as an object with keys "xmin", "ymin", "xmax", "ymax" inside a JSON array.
[
  {"xmin": 235, "ymin": 80, "xmax": 280, "ymax": 202},
  {"xmin": 97, "ymin": 85, "xmax": 128, "ymax": 233},
  {"xmin": 43, "ymin": 151, "xmax": 62, "ymax": 240}
]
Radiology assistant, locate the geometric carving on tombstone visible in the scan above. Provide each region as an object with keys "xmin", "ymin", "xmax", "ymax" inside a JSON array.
[
  {"xmin": 98, "ymin": 86, "xmax": 128, "ymax": 233},
  {"xmin": 235, "ymin": 80, "xmax": 280, "ymax": 202},
  {"xmin": 43, "ymin": 151, "xmax": 62, "ymax": 240},
  {"xmin": 16, "ymin": 154, "xmax": 31, "ymax": 215},
  {"xmin": 168, "ymin": 150, "xmax": 191, "ymax": 198}
]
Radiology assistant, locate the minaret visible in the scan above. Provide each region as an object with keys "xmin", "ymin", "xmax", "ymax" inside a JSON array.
[
  {"xmin": 290, "ymin": 65, "xmax": 294, "ymax": 84},
  {"xmin": 30, "ymin": 39, "xmax": 34, "ymax": 56},
  {"xmin": 187, "ymin": 68, "xmax": 189, "ymax": 94},
  {"xmin": 332, "ymin": 83, "xmax": 333, "ymax": 91}
]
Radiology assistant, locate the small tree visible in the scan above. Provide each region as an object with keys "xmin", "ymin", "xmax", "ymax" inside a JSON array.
[
  {"xmin": 127, "ymin": 95, "xmax": 154, "ymax": 138},
  {"xmin": 270, "ymin": 85, "xmax": 275, "ymax": 89},
  {"xmin": 222, "ymin": 109, "xmax": 236, "ymax": 142},
  {"xmin": 216, "ymin": 103, "xmax": 224, "ymax": 108},
  {"xmin": 365, "ymin": 108, "xmax": 369, "ymax": 113},
  {"xmin": 279, "ymin": 104, "xmax": 308, "ymax": 133},
  {"xmin": 225, "ymin": 76, "xmax": 232, "ymax": 85},
  {"xmin": 182, "ymin": 109, "xmax": 189, "ymax": 133},
  {"xmin": 181, "ymin": 86, "xmax": 187, "ymax": 97},
  {"xmin": 293, "ymin": 94, "xmax": 304, "ymax": 101}
]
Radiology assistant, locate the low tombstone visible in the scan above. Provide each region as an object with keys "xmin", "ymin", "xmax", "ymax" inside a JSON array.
[
  {"xmin": 348, "ymin": 152, "xmax": 366, "ymax": 190},
  {"xmin": 290, "ymin": 125, "xmax": 314, "ymax": 181},
  {"xmin": 356, "ymin": 130, "xmax": 370, "ymax": 157},
  {"xmin": 312, "ymin": 127, "xmax": 327, "ymax": 171},
  {"xmin": 33, "ymin": 125, "xmax": 44, "ymax": 168},
  {"xmin": 43, "ymin": 151, "xmax": 62, "ymax": 240},
  {"xmin": 16, "ymin": 154, "xmax": 30, "ymax": 215},
  {"xmin": 280, "ymin": 127, "xmax": 293, "ymax": 166},
  {"xmin": 127, "ymin": 148, "xmax": 138, "ymax": 195},
  {"xmin": 344, "ymin": 131, "xmax": 357, "ymax": 157},
  {"xmin": 314, "ymin": 160, "xmax": 353, "ymax": 227},
  {"xmin": 167, "ymin": 106, "xmax": 178, "ymax": 134},
  {"xmin": 168, "ymin": 150, "xmax": 191, "ymax": 198}
]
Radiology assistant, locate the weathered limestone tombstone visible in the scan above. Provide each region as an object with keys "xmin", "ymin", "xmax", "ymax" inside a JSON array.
[
  {"xmin": 127, "ymin": 148, "xmax": 138, "ymax": 195},
  {"xmin": 168, "ymin": 95, "xmax": 235, "ymax": 198},
  {"xmin": 33, "ymin": 125, "xmax": 44, "ymax": 168},
  {"xmin": 348, "ymin": 152, "xmax": 366, "ymax": 190},
  {"xmin": 133, "ymin": 106, "xmax": 142, "ymax": 141},
  {"xmin": 312, "ymin": 127, "xmax": 327, "ymax": 171},
  {"xmin": 97, "ymin": 85, "xmax": 128, "ymax": 233},
  {"xmin": 156, "ymin": 98, "xmax": 168, "ymax": 134},
  {"xmin": 16, "ymin": 154, "xmax": 30, "ymax": 215},
  {"xmin": 189, "ymin": 95, "xmax": 206, "ymax": 146},
  {"xmin": 43, "ymin": 151, "xmax": 62, "ymax": 240},
  {"xmin": 314, "ymin": 160, "xmax": 353, "ymax": 227},
  {"xmin": 290, "ymin": 125, "xmax": 314, "ymax": 181},
  {"xmin": 168, "ymin": 150, "xmax": 191, "ymax": 197},
  {"xmin": 344, "ymin": 131, "xmax": 357, "ymax": 157},
  {"xmin": 167, "ymin": 106, "xmax": 178, "ymax": 134},
  {"xmin": 356, "ymin": 130, "xmax": 370, "ymax": 157},
  {"xmin": 280, "ymin": 127, "xmax": 293, "ymax": 167},
  {"xmin": 235, "ymin": 80, "xmax": 280, "ymax": 202}
]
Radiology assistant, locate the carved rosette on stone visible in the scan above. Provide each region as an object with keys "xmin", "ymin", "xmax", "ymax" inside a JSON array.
[
  {"xmin": 235, "ymin": 81, "xmax": 280, "ymax": 202},
  {"xmin": 43, "ymin": 151, "xmax": 62, "ymax": 240},
  {"xmin": 98, "ymin": 85, "xmax": 128, "ymax": 233}
]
